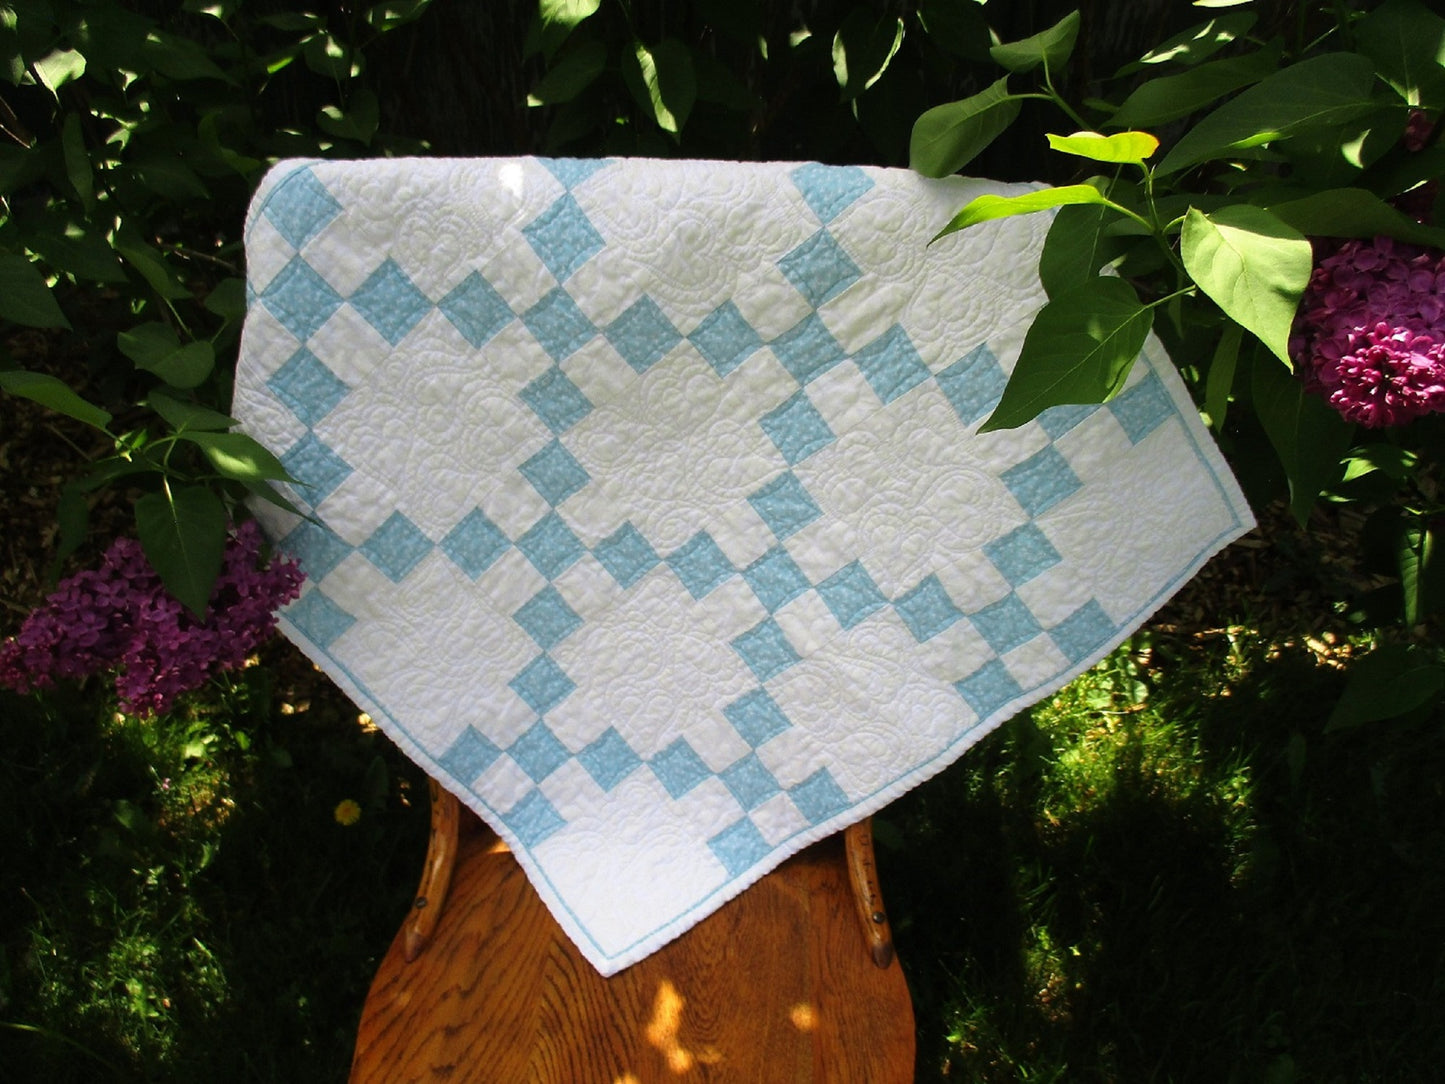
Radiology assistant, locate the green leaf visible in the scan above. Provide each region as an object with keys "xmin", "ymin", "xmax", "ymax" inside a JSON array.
[
  {"xmin": 980, "ymin": 277, "xmax": 1151, "ymax": 432},
  {"xmin": 1397, "ymin": 520, "xmax": 1440, "ymax": 627},
  {"xmin": 1267, "ymin": 188, "xmax": 1445, "ymax": 248},
  {"xmin": 535, "ymin": 0, "xmax": 601, "ymax": 57},
  {"xmin": 365, "ymin": 0, "xmax": 434, "ymax": 32},
  {"xmin": 60, "ymin": 113, "xmax": 93, "ymax": 211},
  {"xmin": 1122, "ymin": 11, "xmax": 1256, "ymax": 72},
  {"xmin": 148, "ymin": 389, "xmax": 236, "ymax": 432},
  {"xmin": 115, "ymin": 225, "xmax": 190, "ymax": 300},
  {"xmin": 203, "ymin": 278, "xmax": 247, "ymax": 319},
  {"xmin": 909, "ymin": 77, "xmax": 1022, "ymax": 177},
  {"xmin": 528, "ymin": 41, "xmax": 608, "ymax": 106},
  {"xmin": 1203, "ymin": 321, "xmax": 1242, "ymax": 433},
  {"xmin": 1327, "ymin": 643, "xmax": 1445, "ymax": 730},
  {"xmin": 32, "ymin": 48, "xmax": 86, "ymax": 94},
  {"xmin": 1250, "ymin": 349, "xmax": 1352, "ymax": 525},
  {"xmin": 1038, "ymin": 201, "xmax": 1131, "ymax": 298},
  {"xmin": 49, "ymin": 482, "xmax": 91, "ymax": 583},
  {"xmin": 933, "ymin": 184, "xmax": 1118, "ymax": 242},
  {"xmin": 126, "ymin": 157, "xmax": 210, "ymax": 200},
  {"xmin": 1156, "ymin": 53, "xmax": 1379, "ymax": 175},
  {"xmin": 181, "ymin": 431, "xmax": 295, "ymax": 483},
  {"xmin": 0, "ymin": 144, "xmax": 45, "ymax": 195},
  {"xmin": 832, "ymin": 11, "xmax": 904, "ymax": 102},
  {"xmin": 624, "ymin": 39, "xmax": 696, "ymax": 136},
  {"xmin": 1180, "ymin": 205, "xmax": 1311, "ymax": 366},
  {"xmin": 989, "ymin": 10, "xmax": 1080, "ymax": 75},
  {"xmin": 303, "ymin": 34, "xmax": 361, "ymax": 80},
  {"xmin": 135, "ymin": 485, "xmax": 228, "ymax": 617},
  {"xmin": 1341, "ymin": 444, "xmax": 1417, "ymax": 483},
  {"xmin": 0, "ymin": 369, "xmax": 111, "ymax": 430},
  {"xmin": 918, "ymin": 0, "xmax": 991, "ymax": 62},
  {"xmin": 318, "ymin": 89, "xmax": 381, "ymax": 145},
  {"xmin": 1047, "ymin": 130, "xmax": 1159, "ymax": 165},
  {"xmin": 21, "ymin": 215, "xmax": 125, "ymax": 283},
  {"xmin": 141, "ymin": 29, "xmax": 232, "ymax": 81},
  {"xmin": 243, "ymin": 478, "xmax": 309, "ymax": 519},
  {"xmin": 1108, "ymin": 43, "xmax": 1282, "ymax": 130},
  {"xmin": 1355, "ymin": 0, "xmax": 1445, "ymax": 108},
  {"xmin": 0, "ymin": 250, "xmax": 69, "ymax": 328},
  {"xmin": 117, "ymin": 325, "xmax": 216, "ymax": 388}
]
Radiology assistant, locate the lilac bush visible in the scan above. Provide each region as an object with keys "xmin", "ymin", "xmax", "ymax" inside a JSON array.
[
  {"xmin": 0, "ymin": 520, "xmax": 304, "ymax": 715},
  {"xmin": 1291, "ymin": 235, "xmax": 1445, "ymax": 429}
]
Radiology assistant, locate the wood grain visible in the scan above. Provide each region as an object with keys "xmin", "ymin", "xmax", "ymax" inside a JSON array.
[{"xmin": 351, "ymin": 814, "xmax": 914, "ymax": 1082}]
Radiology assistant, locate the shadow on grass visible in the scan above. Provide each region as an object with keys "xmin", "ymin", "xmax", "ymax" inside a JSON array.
[
  {"xmin": 0, "ymin": 650, "xmax": 428, "ymax": 1083},
  {"xmin": 882, "ymin": 633, "xmax": 1445, "ymax": 1083}
]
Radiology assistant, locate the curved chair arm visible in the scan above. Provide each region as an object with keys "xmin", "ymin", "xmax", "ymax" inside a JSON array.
[
  {"xmin": 843, "ymin": 817, "xmax": 895, "ymax": 969},
  {"xmin": 403, "ymin": 779, "xmax": 461, "ymax": 962}
]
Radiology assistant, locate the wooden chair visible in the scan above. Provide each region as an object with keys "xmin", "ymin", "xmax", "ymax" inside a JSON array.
[{"xmin": 349, "ymin": 780, "xmax": 915, "ymax": 1082}]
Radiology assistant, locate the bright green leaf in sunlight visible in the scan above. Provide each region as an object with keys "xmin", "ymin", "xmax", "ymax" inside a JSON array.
[
  {"xmin": 981, "ymin": 277, "xmax": 1152, "ymax": 432},
  {"xmin": 540, "ymin": 0, "xmax": 600, "ymax": 34},
  {"xmin": 1047, "ymin": 130, "xmax": 1159, "ymax": 165},
  {"xmin": 32, "ymin": 48, "xmax": 86, "ymax": 94},
  {"xmin": 1180, "ymin": 205, "xmax": 1311, "ymax": 366},
  {"xmin": 624, "ymin": 39, "xmax": 696, "ymax": 136},
  {"xmin": 910, "ymin": 77, "xmax": 1021, "ymax": 177},
  {"xmin": 932, "ymin": 184, "xmax": 1119, "ymax": 242},
  {"xmin": 1328, "ymin": 643, "xmax": 1445, "ymax": 730},
  {"xmin": 0, "ymin": 370, "xmax": 111, "ymax": 431},
  {"xmin": 0, "ymin": 251, "xmax": 69, "ymax": 328},
  {"xmin": 1251, "ymin": 350, "xmax": 1352, "ymax": 525},
  {"xmin": 135, "ymin": 485, "xmax": 228, "ymax": 617},
  {"xmin": 181, "ymin": 431, "xmax": 296, "ymax": 484},
  {"xmin": 1156, "ymin": 53, "xmax": 1378, "ymax": 175},
  {"xmin": 989, "ymin": 10, "xmax": 1080, "ymax": 75},
  {"xmin": 832, "ymin": 11, "xmax": 904, "ymax": 102}
]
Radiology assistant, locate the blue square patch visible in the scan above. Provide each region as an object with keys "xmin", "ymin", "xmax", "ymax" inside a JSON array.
[
  {"xmin": 983, "ymin": 523, "xmax": 1062, "ymax": 588},
  {"xmin": 971, "ymin": 592, "xmax": 1044, "ymax": 655},
  {"xmin": 741, "ymin": 547, "xmax": 811, "ymax": 613},
  {"xmin": 593, "ymin": 523, "xmax": 659, "ymax": 589},
  {"xmin": 689, "ymin": 301, "xmax": 764, "ymax": 378},
  {"xmin": 1001, "ymin": 445, "xmax": 1083, "ymax": 519},
  {"xmin": 438, "ymin": 271, "xmax": 513, "ymax": 348},
  {"xmin": 708, "ymin": 816, "xmax": 772, "ymax": 878},
  {"xmin": 508, "ymin": 721, "xmax": 572, "ymax": 783},
  {"xmin": 759, "ymin": 390, "xmax": 835, "ymax": 465},
  {"xmin": 348, "ymin": 259, "xmax": 432, "ymax": 346},
  {"xmin": 817, "ymin": 561, "xmax": 888, "ymax": 630},
  {"xmin": 936, "ymin": 343, "xmax": 1007, "ymax": 427},
  {"xmin": 748, "ymin": 471, "xmax": 823, "ymax": 542},
  {"xmin": 520, "ymin": 367, "xmax": 594, "ymax": 434},
  {"xmin": 577, "ymin": 727, "xmax": 643, "ymax": 792},
  {"xmin": 893, "ymin": 574, "xmax": 963, "ymax": 642},
  {"xmin": 605, "ymin": 295, "xmax": 681, "ymax": 374},
  {"xmin": 732, "ymin": 618, "xmax": 802, "ymax": 683},
  {"xmin": 441, "ymin": 508, "xmax": 511, "ymax": 579},
  {"xmin": 516, "ymin": 512, "xmax": 586, "ymax": 580},
  {"xmin": 720, "ymin": 753, "xmax": 781, "ymax": 811},
  {"xmin": 514, "ymin": 586, "xmax": 583, "ymax": 651},
  {"xmin": 723, "ymin": 688, "xmax": 792, "ymax": 747},
  {"xmin": 667, "ymin": 531, "xmax": 735, "ymax": 600},
  {"xmin": 519, "ymin": 440, "xmax": 590, "ymax": 506},
  {"xmin": 650, "ymin": 738, "xmax": 712, "ymax": 799},
  {"xmin": 509, "ymin": 654, "xmax": 577, "ymax": 716},
  {"xmin": 853, "ymin": 324, "xmax": 930, "ymax": 404},
  {"xmin": 777, "ymin": 229, "xmax": 861, "ymax": 308},
  {"xmin": 359, "ymin": 511, "xmax": 433, "ymax": 583}
]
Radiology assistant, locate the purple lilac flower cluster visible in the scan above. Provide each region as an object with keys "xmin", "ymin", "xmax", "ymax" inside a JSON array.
[
  {"xmin": 0, "ymin": 519, "xmax": 304, "ymax": 715},
  {"xmin": 1291, "ymin": 235, "xmax": 1445, "ymax": 429}
]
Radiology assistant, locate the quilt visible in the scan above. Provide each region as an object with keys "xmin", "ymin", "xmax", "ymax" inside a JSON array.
[{"xmin": 232, "ymin": 156, "xmax": 1254, "ymax": 975}]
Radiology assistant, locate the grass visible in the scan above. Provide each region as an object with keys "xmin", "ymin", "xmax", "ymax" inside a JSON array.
[{"xmin": 2, "ymin": 574, "xmax": 1444, "ymax": 1081}]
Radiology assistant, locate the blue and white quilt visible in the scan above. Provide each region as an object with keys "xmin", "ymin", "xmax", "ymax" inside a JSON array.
[{"xmin": 233, "ymin": 157, "xmax": 1254, "ymax": 975}]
